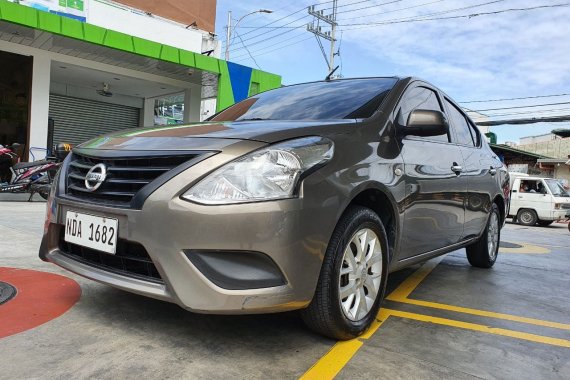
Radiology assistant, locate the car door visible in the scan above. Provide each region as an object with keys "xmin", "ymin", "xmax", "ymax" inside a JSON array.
[
  {"xmin": 516, "ymin": 179, "xmax": 549, "ymax": 219},
  {"xmin": 442, "ymin": 97, "xmax": 497, "ymax": 239},
  {"xmin": 397, "ymin": 85, "xmax": 467, "ymax": 259}
]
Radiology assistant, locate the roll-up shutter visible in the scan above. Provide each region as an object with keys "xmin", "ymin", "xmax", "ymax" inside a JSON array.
[{"xmin": 49, "ymin": 94, "xmax": 140, "ymax": 147}]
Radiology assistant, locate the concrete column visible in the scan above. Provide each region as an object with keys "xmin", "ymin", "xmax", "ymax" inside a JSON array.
[
  {"xmin": 143, "ymin": 97, "xmax": 155, "ymax": 127},
  {"xmin": 28, "ymin": 55, "xmax": 51, "ymax": 161},
  {"xmin": 184, "ymin": 85, "xmax": 202, "ymax": 123}
]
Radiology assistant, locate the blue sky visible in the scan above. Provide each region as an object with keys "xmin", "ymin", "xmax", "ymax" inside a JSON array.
[{"xmin": 215, "ymin": 1, "xmax": 570, "ymax": 143}]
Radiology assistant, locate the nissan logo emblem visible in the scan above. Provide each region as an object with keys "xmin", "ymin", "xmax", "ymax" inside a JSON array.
[{"xmin": 85, "ymin": 163, "xmax": 107, "ymax": 191}]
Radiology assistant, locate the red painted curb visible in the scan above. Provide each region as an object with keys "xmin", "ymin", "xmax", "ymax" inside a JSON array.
[{"xmin": 0, "ymin": 267, "xmax": 81, "ymax": 339}]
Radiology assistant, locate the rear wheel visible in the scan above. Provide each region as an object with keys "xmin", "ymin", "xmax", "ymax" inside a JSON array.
[
  {"xmin": 466, "ymin": 203, "xmax": 500, "ymax": 268},
  {"xmin": 537, "ymin": 220, "xmax": 553, "ymax": 227},
  {"xmin": 517, "ymin": 209, "xmax": 537, "ymax": 226},
  {"xmin": 301, "ymin": 206, "xmax": 389, "ymax": 340}
]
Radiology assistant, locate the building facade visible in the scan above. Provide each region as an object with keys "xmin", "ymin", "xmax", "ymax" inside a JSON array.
[{"xmin": 0, "ymin": 0, "xmax": 281, "ymax": 160}]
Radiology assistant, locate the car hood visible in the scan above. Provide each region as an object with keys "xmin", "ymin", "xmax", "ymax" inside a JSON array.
[{"xmin": 77, "ymin": 120, "xmax": 356, "ymax": 151}]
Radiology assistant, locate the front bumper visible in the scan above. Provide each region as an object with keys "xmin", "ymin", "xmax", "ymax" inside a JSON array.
[{"xmin": 39, "ymin": 143, "xmax": 339, "ymax": 314}]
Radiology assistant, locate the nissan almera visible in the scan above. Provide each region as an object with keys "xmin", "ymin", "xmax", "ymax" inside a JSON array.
[{"xmin": 40, "ymin": 77, "xmax": 509, "ymax": 339}]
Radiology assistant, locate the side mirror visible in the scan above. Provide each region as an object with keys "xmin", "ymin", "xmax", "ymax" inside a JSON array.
[{"xmin": 399, "ymin": 109, "xmax": 449, "ymax": 137}]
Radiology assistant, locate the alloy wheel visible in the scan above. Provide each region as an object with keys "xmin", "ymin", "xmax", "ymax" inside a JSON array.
[
  {"xmin": 338, "ymin": 228, "xmax": 383, "ymax": 321},
  {"xmin": 487, "ymin": 212, "xmax": 499, "ymax": 260}
]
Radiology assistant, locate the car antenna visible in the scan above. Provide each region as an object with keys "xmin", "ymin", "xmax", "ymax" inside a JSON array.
[{"xmin": 325, "ymin": 66, "xmax": 340, "ymax": 81}]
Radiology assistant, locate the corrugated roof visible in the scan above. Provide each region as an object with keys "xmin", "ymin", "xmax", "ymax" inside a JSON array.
[{"xmin": 490, "ymin": 144, "xmax": 551, "ymax": 159}]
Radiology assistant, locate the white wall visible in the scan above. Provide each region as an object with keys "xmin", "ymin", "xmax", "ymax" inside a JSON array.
[
  {"xmin": 89, "ymin": 0, "xmax": 203, "ymax": 53},
  {"xmin": 200, "ymin": 98, "xmax": 217, "ymax": 121}
]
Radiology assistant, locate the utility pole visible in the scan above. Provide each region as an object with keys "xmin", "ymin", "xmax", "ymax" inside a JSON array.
[
  {"xmin": 307, "ymin": 0, "xmax": 338, "ymax": 77},
  {"xmin": 225, "ymin": 11, "xmax": 232, "ymax": 61}
]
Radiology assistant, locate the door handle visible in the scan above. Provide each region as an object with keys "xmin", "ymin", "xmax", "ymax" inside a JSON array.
[
  {"xmin": 451, "ymin": 163, "xmax": 462, "ymax": 174},
  {"xmin": 489, "ymin": 167, "xmax": 497, "ymax": 176}
]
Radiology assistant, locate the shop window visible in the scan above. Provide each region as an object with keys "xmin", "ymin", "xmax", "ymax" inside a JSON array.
[{"xmin": 154, "ymin": 93, "xmax": 185, "ymax": 125}]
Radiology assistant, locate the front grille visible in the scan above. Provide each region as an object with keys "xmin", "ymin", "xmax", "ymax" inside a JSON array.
[
  {"xmin": 66, "ymin": 153, "xmax": 200, "ymax": 207},
  {"xmin": 561, "ymin": 203, "xmax": 570, "ymax": 210},
  {"xmin": 59, "ymin": 233, "xmax": 163, "ymax": 284}
]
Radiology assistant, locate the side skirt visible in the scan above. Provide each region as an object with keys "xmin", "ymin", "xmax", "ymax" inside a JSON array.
[{"xmin": 389, "ymin": 237, "xmax": 479, "ymax": 273}]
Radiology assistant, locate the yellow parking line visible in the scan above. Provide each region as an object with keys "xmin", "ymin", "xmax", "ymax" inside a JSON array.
[
  {"xmin": 387, "ymin": 309, "xmax": 570, "ymax": 348},
  {"xmin": 385, "ymin": 256, "xmax": 444, "ymax": 301},
  {"xmin": 396, "ymin": 298, "xmax": 570, "ymax": 330},
  {"xmin": 300, "ymin": 339, "xmax": 363, "ymax": 380},
  {"xmin": 387, "ymin": 255, "xmax": 570, "ymax": 330},
  {"xmin": 300, "ymin": 309, "xmax": 391, "ymax": 380},
  {"xmin": 500, "ymin": 243, "xmax": 550, "ymax": 254}
]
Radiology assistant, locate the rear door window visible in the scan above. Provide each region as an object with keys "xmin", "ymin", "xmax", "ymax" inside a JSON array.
[{"xmin": 444, "ymin": 99, "xmax": 475, "ymax": 146}]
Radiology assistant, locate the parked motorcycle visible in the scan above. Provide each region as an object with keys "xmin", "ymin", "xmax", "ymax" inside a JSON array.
[{"xmin": 0, "ymin": 143, "xmax": 72, "ymax": 200}]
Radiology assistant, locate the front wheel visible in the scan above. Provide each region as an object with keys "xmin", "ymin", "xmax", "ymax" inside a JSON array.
[
  {"xmin": 301, "ymin": 206, "xmax": 389, "ymax": 340},
  {"xmin": 466, "ymin": 203, "xmax": 500, "ymax": 268}
]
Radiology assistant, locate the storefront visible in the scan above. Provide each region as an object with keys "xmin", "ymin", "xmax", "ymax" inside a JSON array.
[{"xmin": 0, "ymin": 0, "xmax": 281, "ymax": 161}]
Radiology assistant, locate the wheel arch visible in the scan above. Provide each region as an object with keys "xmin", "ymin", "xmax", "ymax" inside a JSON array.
[
  {"xmin": 493, "ymin": 194, "xmax": 506, "ymax": 225},
  {"xmin": 342, "ymin": 184, "xmax": 400, "ymax": 262}
]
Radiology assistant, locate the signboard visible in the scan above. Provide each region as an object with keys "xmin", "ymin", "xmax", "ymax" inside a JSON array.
[{"xmin": 11, "ymin": 0, "xmax": 88, "ymax": 22}]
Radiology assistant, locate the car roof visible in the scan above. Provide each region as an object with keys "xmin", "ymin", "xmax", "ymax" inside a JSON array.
[{"xmin": 278, "ymin": 76, "xmax": 405, "ymax": 89}]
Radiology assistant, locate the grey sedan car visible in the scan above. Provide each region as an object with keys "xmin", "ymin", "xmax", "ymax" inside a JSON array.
[{"xmin": 40, "ymin": 77, "xmax": 509, "ymax": 339}]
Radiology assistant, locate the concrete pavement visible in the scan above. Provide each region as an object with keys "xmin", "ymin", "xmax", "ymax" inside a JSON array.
[{"xmin": 0, "ymin": 202, "xmax": 569, "ymax": 379}]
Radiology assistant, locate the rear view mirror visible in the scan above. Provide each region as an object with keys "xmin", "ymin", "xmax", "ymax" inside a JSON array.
[{"xmin": 400, "ymin": 109, "xmax": 449, "ymax": 137}]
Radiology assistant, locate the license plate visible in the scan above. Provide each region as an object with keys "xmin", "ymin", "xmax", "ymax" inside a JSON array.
[{"xmin": 65, "ymin": 211, "xmax": 118, "ymax": 254}]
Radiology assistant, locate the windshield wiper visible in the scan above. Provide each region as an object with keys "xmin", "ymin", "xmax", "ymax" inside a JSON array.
[{"xmin": 237, "ymin": 118, "xmax": 269, "ymax": 121}]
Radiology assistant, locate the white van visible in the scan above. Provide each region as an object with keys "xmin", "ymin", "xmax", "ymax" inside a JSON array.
[{"xmin": 508, "ymin": 173, "xmax": 570, "ymax": 226}]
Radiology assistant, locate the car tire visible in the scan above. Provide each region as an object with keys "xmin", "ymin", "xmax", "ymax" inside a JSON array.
[
  {"xmin": 517, "ymin": 209, "xmax": 537, "ymax": 226},
  {"xmin": 301, "ymin": 206, "xmax": 389, "ymax": 340},
  {"xmin": 466, "ymin": 203, "xmax": 500, "ymax": 268},
  {"xmin": 537, "ymin": 220, "xmax": 553, "ymax": 227}
]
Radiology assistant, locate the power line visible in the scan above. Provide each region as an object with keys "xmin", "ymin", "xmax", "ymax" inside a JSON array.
[
  {"xmin": 340, "ymin": 3, "xmax": 570, "ymax": 29},
  {"xmin": 229, "ymin": 14, "xmax": 310, "ymax": 48},
  {"xmin": 234, "ymin": 33, "xmax": 308, "ymax": 60},
  {"xmin": 335, "ymin": 0, "xmax": 404, "ymax": 16},
  {"xmin": 473, "ymin": 101, "xmax": 570, "ymax": 112},
  {"xmin": 233, "ymin": 36, "xmax": 314, "ymax": 63},
  {"xmin": 236, "ymin": 0, "xmax": 507, "ymax": 30},
  {"xmin": 232, "ymin": 32, "xmax": 310, "ymax": 60},
  {"xmin": 234, "ymin": 31, "xmax": 262, "ymax": 70},
  {"xmin": 477, "ymin": 115, "xmax": 570, "ymax": 126},
  {"xmin": 338, "ymin": 0, "xmax": 448, "ymax": 22},
  {"xmin": 484, "ymin": 107, "xmax": 570, "ymax": 118},
  {"xmin": 229, "ymin": 23, "xmax": 305, "ymax": 53},
  {"xmin": 340, "ymin": 0, "xmax": 507, "ymax": 28},
  {"xmin": 460, "ymin": 93, "xmax": 570, "ymax": 104}
]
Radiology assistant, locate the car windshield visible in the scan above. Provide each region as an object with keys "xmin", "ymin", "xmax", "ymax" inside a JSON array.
[
  {"xmin": 545, "ymin": 179, "xmax": 569, "ymax": 197},
  {"xmin": 210, "ymin": 78, "xmax": 398, "ymax": 122}
]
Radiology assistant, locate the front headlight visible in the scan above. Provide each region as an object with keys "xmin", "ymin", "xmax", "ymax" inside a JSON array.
[{"xmin": 182, "ymin": 136, "xmax": 334, "ymax": 205}]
